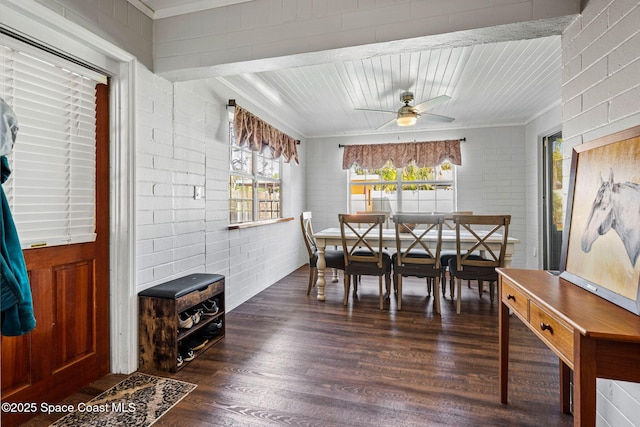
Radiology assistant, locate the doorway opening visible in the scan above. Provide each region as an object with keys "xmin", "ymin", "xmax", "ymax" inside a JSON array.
[{"xmin": 542, "ymin": 131, "xmax": 563, "ymax": 271}]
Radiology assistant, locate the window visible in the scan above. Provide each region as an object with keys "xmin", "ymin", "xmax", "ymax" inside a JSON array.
[
  {"xmin": 349, "ymin": 161, "xmax": 455, "ymax": 213},
  {"xmin": 229, "ymin": 123, "xmax": 281, "ymax": 224},
  {"xmin": 0, "ymin": 37, "xmax": 106, "ymax": 248}
]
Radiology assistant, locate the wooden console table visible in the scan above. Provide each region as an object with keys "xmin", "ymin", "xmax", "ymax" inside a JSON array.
[{"xmin": 497, "ymin": 268, "xmax": 640, "ymax": 427}]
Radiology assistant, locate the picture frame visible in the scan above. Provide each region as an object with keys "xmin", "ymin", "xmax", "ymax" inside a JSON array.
[{"xmin": 560, "ymin": 125, "xmax": 640, "ymax": 315}]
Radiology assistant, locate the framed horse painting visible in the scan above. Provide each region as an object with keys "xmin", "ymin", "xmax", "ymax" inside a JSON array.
[{"xmin": 560, "ymin": 125, "xmax": 640, "ymax": 315}]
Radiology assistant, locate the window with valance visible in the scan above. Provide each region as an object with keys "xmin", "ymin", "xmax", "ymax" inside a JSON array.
[
  {"xmin": 229, "ymin": 105, "xmax": 298, "ymax": 225},
  {"xmin": 344, "ymin": 140, "xmax": 463, "ymax": 214}
]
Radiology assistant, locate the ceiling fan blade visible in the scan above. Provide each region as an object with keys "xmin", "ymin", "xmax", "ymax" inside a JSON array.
[
  {"xmin": 413, "ymin": 95, "xmax": 451, "ymax": 114},
  {"xmin": 376, "ymin": 117, "xmax": 397, "ymax": 130},
  {"xmin": 354, "ymin": 108, "xmax": 397, "ymax": 114},
  {"xmin": 421, "ymin": 112, "xmax": 455, "ymax": 123}
]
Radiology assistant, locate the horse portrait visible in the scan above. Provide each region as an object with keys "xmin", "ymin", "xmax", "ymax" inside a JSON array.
[
  {"xmin": 562, "ymin": 126, "xmax": 640, "ymax": 313},
  {"xmin": 581, "ymin": 169, "xmax": 640, "ymax": 268}
]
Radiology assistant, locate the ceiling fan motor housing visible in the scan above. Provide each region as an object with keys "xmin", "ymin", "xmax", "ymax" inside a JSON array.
[{"xmin": 400, "ymin": 92, "xmax": 414, "ymax": 104}]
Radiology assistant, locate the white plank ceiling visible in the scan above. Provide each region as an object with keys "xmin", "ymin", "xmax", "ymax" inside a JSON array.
[
  {"xmin": 217, "ymin": 36, "xmax": 561, "ymax": 138},
  {"xmin": 132, "ymin": 0, "xmax": 563, "ymax": 138}
]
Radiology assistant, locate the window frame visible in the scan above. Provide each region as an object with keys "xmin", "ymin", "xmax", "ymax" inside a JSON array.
[{"xmin": 348, "ymin": 161, "xmax": 457, "ymax": 214}]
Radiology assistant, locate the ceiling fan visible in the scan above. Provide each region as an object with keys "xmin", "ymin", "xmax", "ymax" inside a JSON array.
[{"xmin": 355, "ymin": 92, "xmax": 454, "ymax": 130}]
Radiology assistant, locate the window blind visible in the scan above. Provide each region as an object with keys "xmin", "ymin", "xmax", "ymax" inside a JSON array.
[{"xmin": 0, "ymin": 41, "xmax": 106, "ymax": 249}]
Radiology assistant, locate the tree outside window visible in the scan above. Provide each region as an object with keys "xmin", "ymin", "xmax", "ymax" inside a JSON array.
[{"xmin": 349, "ymin": 161, "xmax": 455, "ymax": 214}]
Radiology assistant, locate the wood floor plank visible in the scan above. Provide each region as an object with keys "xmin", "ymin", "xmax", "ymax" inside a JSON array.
[{"xmin": 24, "ymin": 266, "xmax": 573, "ymax": 426}]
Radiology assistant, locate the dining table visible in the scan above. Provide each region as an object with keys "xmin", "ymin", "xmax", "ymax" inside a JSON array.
[{"xmin": 312, "ymin": 227, "xmax": 520, "ymax": 301}]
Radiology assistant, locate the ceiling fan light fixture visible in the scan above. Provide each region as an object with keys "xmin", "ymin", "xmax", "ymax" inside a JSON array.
[{"xmin": 397, "ymin": 112, "xmax": 417, "ymax": 127}]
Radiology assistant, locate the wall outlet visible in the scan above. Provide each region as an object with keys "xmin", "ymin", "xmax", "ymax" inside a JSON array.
[{"xmin": 194, "ymin": 186, "xmax": 204, "ymax": 200}]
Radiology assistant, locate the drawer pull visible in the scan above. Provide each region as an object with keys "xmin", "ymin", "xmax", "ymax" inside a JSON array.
[
  {"xmin": 507, "ymin": 294, "xmax": 516, "ymax": 301},
  {"xmin": 540, "ymin": 322, "xmax": 552, "ymax": 332}
]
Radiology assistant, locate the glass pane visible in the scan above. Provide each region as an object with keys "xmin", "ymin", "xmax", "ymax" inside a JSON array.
[
  {"xmin": 257, "ymin": 180, "xmax": 280, "ymax": 219},
  {"xmin": 401, "ymin": 184, "xmax": 454, "ymax": 212},
  {"xmin": 229, "ymin": 175, "xmax": 253, "ymax": 223},
  {"xmin": 551, "ymin": 138, "xmax": 563, "ymax": 231},
  {"xmin": 256, "ymin": 152, "xmax": 280, "ymax": 179},
  {"xmin": 230, "ymin": 146, "xmax": 252, "ymax": 173}
]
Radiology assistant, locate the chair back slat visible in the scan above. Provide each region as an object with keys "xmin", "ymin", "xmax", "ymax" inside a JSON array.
[
  {"xmin": 453, "ymin": 214, "xmax": 511, "ymax": 271},
  {"xmin": 355, "ymin": 211, "xmax": 391, "ymax": 228}
]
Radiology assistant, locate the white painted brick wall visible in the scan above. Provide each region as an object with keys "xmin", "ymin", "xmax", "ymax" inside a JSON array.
[
  {"xmin": 135, "ymin": 67, "xmax": 306, "ymax": 311},
  {"xmin": 562, "ymin": 0, "xmax": 640, "ymax": 425}
]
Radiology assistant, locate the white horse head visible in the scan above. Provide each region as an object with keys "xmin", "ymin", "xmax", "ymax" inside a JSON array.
[{"xmin": 581, "ymin": 169, "xmax": 615, "ymax": 253}]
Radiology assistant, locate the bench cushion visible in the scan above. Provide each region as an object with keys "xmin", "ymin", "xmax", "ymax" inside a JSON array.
[{"xmin": 138, "ymin": 273, "xmax": 224, "ymax": 299}]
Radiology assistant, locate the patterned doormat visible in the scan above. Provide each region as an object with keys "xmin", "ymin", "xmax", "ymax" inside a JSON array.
[{"xmin": 50, "ymin": 372, "xmax": 197, "ymax": 427}]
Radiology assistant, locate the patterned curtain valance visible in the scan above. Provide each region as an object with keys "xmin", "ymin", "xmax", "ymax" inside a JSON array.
[
  {"xmin": 233, "ymin": 105, "xmax": 299, "ymax": 164},
  {"xmin": 341, "ymin": 140, "xmax": 462, "ymax": 170}
]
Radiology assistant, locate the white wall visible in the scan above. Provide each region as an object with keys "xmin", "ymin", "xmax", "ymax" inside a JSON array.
[
  {"xmin": 562, "ymin": 0, "xmax": 640, "ymax": 424},
  {"xmin": 305, "ymin": 125, "xmax": 528, "ymax": 269},
  {"xmin": 135, "ymin": 67, "xmax": 306, "ymax": 310}
]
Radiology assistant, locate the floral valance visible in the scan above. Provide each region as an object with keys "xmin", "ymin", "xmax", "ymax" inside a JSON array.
[
  {"xmin": 341, "ymin": 140, "xmax": 462, "ymax": 169},
  {"xmin": 233, "ymin": 105, "xmax": 299, "ymax": 164}
]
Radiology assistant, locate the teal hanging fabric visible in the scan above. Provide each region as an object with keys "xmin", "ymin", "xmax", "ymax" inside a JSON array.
[{"xmin": 1, "ymin": 97, "xmax": 36, "ymax": 336}]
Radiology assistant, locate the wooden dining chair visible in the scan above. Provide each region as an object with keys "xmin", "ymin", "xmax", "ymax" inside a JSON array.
[
  {"xmin": 392, "ymin": 213, "xmax": 444, "ymax": 312},
  {"xmin": 300, "ymin": 212, "xmax": 345, "ymax": 295},
  {"xmin": 438, "ymin": 211, "xmax": 474, "ymax": 299},
  {"xmin": 448, "ymin": 214, "xmax": 511, "ymax": 314},
  {"xmin": 339, "ymin": 213, "xmax": 392, "ymax": 309}
]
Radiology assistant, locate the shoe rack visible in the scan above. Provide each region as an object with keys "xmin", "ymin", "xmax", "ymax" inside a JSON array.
[{"xmin": 138, "ymin": 273, "xmax": 225, "ymax": 373}]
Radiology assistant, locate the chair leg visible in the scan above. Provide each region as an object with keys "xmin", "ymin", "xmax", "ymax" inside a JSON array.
[
  {"xmin": 343, "ymin": 275, "xmax": 351, "ymax": 305},
  {"xmin": 331, "ymin": 268, "xmax": 339, "ymax": 283},
  {"xmin": 426, "ymin": 277, "xmax": 432, "ymax": 297},
  {"xmin": 478, "ymin": 280, "xmax": 483, "ymax": 299},
  {"xmin": 392, "ymin": 271, "xmax": 397, "ymax": 295},
  {"xmin": 397, "ymin": 274, "xmax": 403, "ymax": 311},
  {"xmin": 450, "ymin": 273, "xmax": 455, "ymax": 301},
  {"xmin": 490, "ymin": 281, "xmax": 495, "ymax": 303},
  {"xmin": 378, "ymin": 276, "xmax": 384, "ymax": 310},
  {"xmin": 456, "ymin": 277, "xmax": 462, "ymax": 315},
  {"xmin": 441, "ymin": 271, "xmax": 447, "ymax": 298},
  {"xmin": 307, "ymin": 266, "xmax": 316, "ymax": 295},
  {"xmin": 433, "ymin": 276, "xmax": 441, "ymax": 314}
]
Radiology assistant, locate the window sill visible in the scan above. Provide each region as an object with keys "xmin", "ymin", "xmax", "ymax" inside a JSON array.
[{"xmin": 227, "ymin": 217, "xmax": 294, "ymax": 230}]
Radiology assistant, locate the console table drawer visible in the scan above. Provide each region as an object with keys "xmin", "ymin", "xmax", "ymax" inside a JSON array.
[
  {"xmin": 501, "ymin": 278, "xmax": 529, "ymax": 320},
  {"xmin": 530, "ymin": 301, "xmax": 573, "ymax": 364}
]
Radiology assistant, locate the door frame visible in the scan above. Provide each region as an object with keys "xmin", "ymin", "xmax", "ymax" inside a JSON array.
[{"xmin": 0, "ymin": 1, "xmax": 138, "ymax": 374}]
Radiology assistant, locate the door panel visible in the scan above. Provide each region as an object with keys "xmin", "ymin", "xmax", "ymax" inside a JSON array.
[
  {"xmin": 53, "ymin": 260, "xmax": 95, "ymax": 370},
  {"xmin": 0, "ymin": 83, "xmax": 110, "ymax": 427}
]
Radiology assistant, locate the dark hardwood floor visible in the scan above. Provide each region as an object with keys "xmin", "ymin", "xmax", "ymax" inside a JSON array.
[{"xmin": 24, "ymin": 267, "xmax": 573, "ymax": 426}]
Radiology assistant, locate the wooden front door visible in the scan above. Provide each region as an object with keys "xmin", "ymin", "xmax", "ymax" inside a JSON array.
[{"xmin": 1, "ymin": 84, "xmax": 110, "ymax": 427}]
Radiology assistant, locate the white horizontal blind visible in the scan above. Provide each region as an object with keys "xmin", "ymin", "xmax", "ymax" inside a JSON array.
[{"xmin": 0, "ymin": 42, "xmax": 104, "ymax": 249}]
